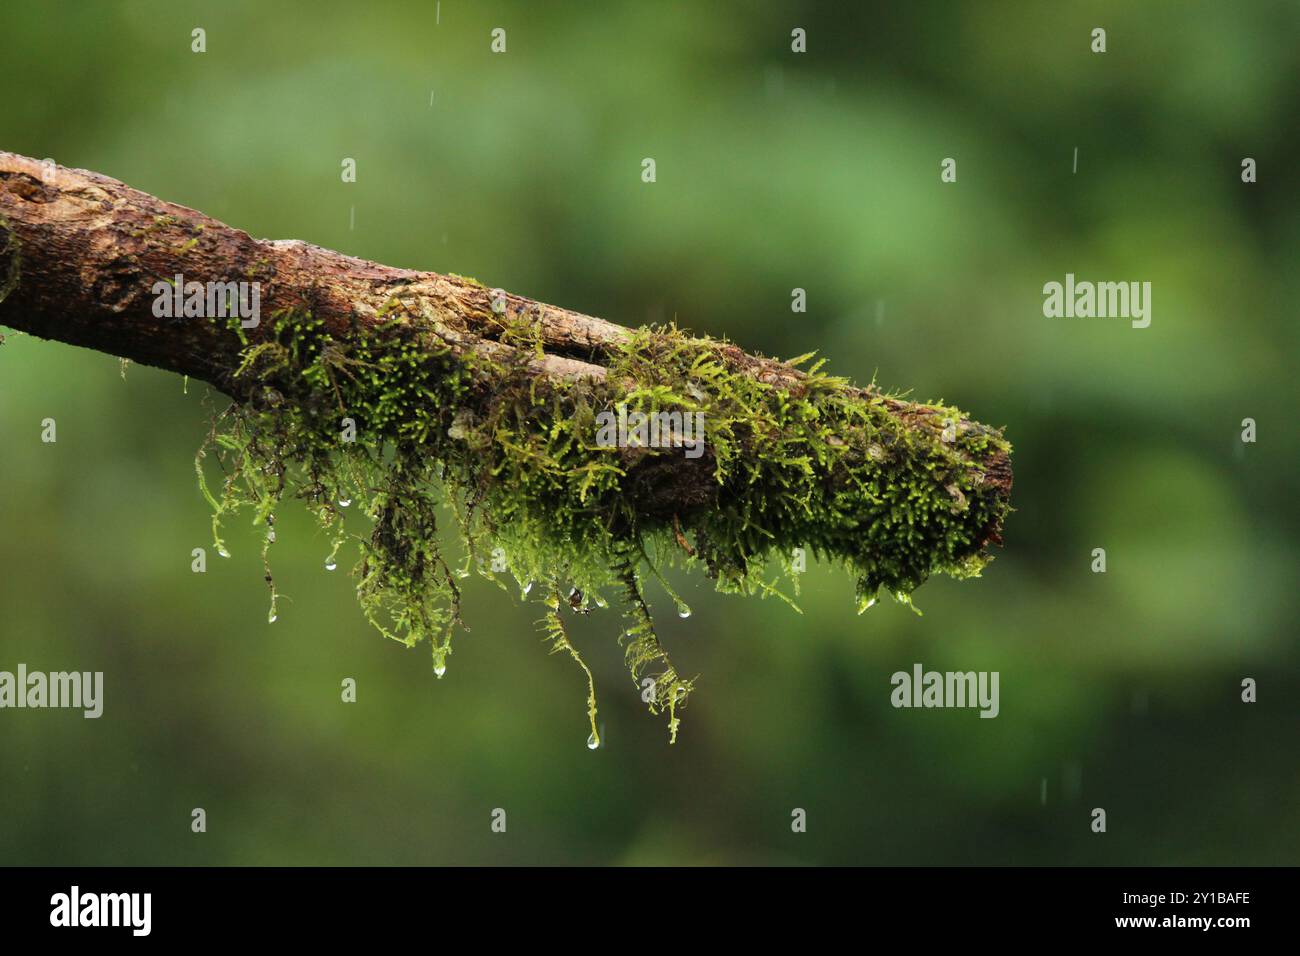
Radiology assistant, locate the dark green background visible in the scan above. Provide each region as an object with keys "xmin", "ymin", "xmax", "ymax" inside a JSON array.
[{"xmin": 1, "ymin": 1, "xmax": 1296, "ymax": 864}]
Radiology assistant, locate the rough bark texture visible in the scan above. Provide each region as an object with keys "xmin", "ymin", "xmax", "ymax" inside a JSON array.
[{"xmin": 0, "ymin": 150, "xmax": 1011, "ymax": 538}]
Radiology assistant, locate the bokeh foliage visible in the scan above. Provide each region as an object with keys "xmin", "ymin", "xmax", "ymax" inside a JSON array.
[{"xmin": 0, "ymin": 0, "xmax": 1296, "ymax": 864}]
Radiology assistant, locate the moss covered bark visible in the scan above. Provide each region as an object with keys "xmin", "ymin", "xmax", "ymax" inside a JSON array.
[{"xmin": 0, "ymin": 151, "xmax": 1012, "ymax": 743}]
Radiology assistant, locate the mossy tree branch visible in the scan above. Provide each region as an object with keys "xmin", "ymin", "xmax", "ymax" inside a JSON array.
[{"xmin": 0, "ymin": 150, "xmax": 1012, "ymax": 743}]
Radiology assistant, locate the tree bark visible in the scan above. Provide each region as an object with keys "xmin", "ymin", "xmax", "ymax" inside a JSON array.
[{"xmin": 0, "ymin": 150, "xmax": 1010, "ymax": 539}]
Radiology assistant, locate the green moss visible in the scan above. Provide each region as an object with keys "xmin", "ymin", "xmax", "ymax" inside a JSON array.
[
  {"xmin": 195, "ymin": 303, "xmax": 1011, "ymax": 743},
  {"xmin": 128, "ymin": 214, "xmax": 180, "ymax": 240}
]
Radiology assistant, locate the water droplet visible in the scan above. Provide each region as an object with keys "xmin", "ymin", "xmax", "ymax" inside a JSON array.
[
  {"xmin": 593, "ymin": 594, "xmax": 608, "ymax": 608},
  {"xmin": 338, "ymin": 498, "xmax": 351, "ymax": 508},
  {"xmin": 586, "ymin": 732, "xmax": 600, "ymax": 750},
  {"xmin": 268, "ymin": 612, "xmax": 278, "ymax": 623},
  {"xmin": 456, "ymin": 568, "xmax": 470, "ymax": 579},
  {"xmin": 217, "ymin": 546, "xmax": 230, "ymax": 558},
  {"xmin": 325, "ymin": 559, "xmax": 337, "ymax": 571},
  {"xmin": 520, "ymin": 581, "xmax": 533, "ymax": 598},
  {"xmin": 434, "ymin": 663, "xmax": 447, "ymax": 678},
  {"xmin": 676, "ymin": 603, "xmax": 692, "ymax": 619},
  {"xmin": 267, "ymin": 530, "xmax": 277, "ymax": 543}
]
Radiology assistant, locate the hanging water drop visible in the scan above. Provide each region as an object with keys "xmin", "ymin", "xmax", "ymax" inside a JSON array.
[
  {"xmin": 676, "ymin": 603, "xmax": 692, "ymax": 619},
  {"xmin": 267, "ymin": 530, "xmax": 277, "ymax": 543},
  {"xmin": 520, "ymin": 581, "xmax": 533, "ymax": 598},
  {"xmin": 586, "ymin": 732, "xmax": 600, "ymax": 751},
  {"xmin": 268, "ymin": 611, "xmax": 278, "ymax": 623},
  {"xmin": 217, "ymin": 546, "xmax": 230, "ymax": 558},
  {"xmin": 434, "ymin": 662, "xmax": 447, "ymax": 678},
  {"xmin": 325, "ymin": 559, "xmax": 337, "ymax": 571},
  {"xmin": 338, "ymin": 497, "xmax": 351, "ymax": 508}
]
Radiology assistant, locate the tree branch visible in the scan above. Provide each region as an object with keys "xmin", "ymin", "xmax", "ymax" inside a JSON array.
[
  {"xmin": 0, "ymin": 150, "xmax": 622, "ymax": 391},
  {"xmin": 0, "ymin": 148, "xmax": 1010, "ymax": 569},
  {"xmin": 0, "ymin": 149, "xmax": 1014, "ymax": 738}
]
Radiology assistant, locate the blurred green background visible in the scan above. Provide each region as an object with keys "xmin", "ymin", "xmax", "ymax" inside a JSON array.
[{"xmin": 1, "ymin": 1, "xmax": 1297, "ymax": 865}]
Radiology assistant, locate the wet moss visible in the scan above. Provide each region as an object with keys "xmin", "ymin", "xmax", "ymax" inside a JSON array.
[{"xmin": 196, "ymin": 304, "xmax": 1011, "ymax": 742}]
